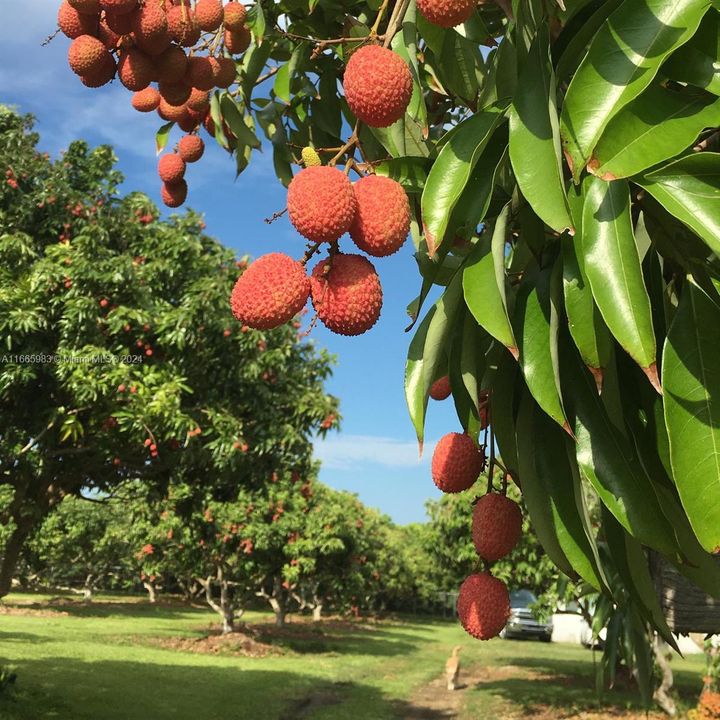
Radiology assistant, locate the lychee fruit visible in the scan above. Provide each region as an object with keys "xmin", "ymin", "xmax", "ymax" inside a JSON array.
[
  {"xmin": 178, "ymin": 112, "xmax": 200, "ymax": 132},
  {"xmin": 58, "ymin": 2, "xmax": 98, "ymax": 39},
  {"xmin": 98, "ymin": 18, "xmax": 121, "ymax": 48},
  {"xmin": 349, "ymin": 175, "xmax": 410, "ymax": 256},
  {"xmin": 132, "ymin": 3, "xmax": 167, "ymax": 42},
  {"xmin": 157, "ymin": 98, "xmax": 190, "ymax": 123},
  {"xmin": 68, "ymin": 35, "xmax": 109, "ymax": 76},
  {"xmin": 301, "ymin": 146, "xmax": 321, "ymax": 167},
  {"xmin": 210, "ymin": 55, "xmax": 236, "ymax": 88},
  {"xmin": 184, "ymin": 56, "xmax": 215, "ymax": 91},
  {"xmin": 99, "ymin": 0, "xmax": 137, "ymax": 12},
  {"xmin": 430, "ymin": 375, "xmax": 451, "ymax": 401},
  {"xmin": 343, "ymin": 45, "xmax": 412, "ymax": 128},
  {"xmin": 457, "ymin": 573, "xmax": 511, "ymax": 640},
  {"xmin": 309, "ymin": 253, "xmax": 382, "ymax": 336},
  {"xmin": 178, "ymin": 134, "xmax": 204, "ymax": 163},
  {"xmin": 132, "ymin": 87, "xmax": 161, "ymax": 112},
  {"xmin": 287, "ymin": 166, "xmax": 356, "ymax": 243},
  {"xmin": 195, "ymin": 0, "xmax": 224, "ymax": 31},
  {"xmin": 154, "ymin": 44, "xmax": 187, "ymax": 82},
  {"xmin": 230, "ymin": 253, "xmax": 310, "ymax": 330},
  {"xmin": 186, "ymin": 87, "xmax": 210, "ymax": 111},
  {"xmin": 117, "ymin": 47, "xmax": 154, "ymax": 91},
  {"xmin": 472, "ymin": 493, "xmax": 523, "ymax": 562},
  {"xmin": 431, "ymin": 432, "xmax": 482, "ymax": 493},
  {"xmin": 166, "ymin": 5, "xmax": 200, "ymax": 46},
  {"xmin": 68, "ymin": 0, "xmax": 100, "ymax": 13},
  {"xmin": 158, "ymin": 153, "xmax": 186, "ymax": 183},
  {"xmin": 104, "ymin": 8, "xmax": 135, "ymax": 34},
  {"xmin": 223, "ymin": 1, "xmax": 246, "ymax": 29},
  {"xmin": 80, "ymin": 53, "xmax": 116, "ymax": 86},
  {"xmin": 161, "ymin": 179, "xmax": 188, "ymax": 208},
  {"xmin": 224, "ymin": 26, "xmax": 251, "ymax": 54},
  {"xmin": 417, "ymin": 0, "xmax": 475, "ymax": 28},
  {"xmin": 159, "ymin": 80, "xmax": 191, "ymax": 106}
]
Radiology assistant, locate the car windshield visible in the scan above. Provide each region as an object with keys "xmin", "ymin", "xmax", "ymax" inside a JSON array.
[{"xmin": 510, "ymin": 590, "xmax": 537, "ymax": 608}]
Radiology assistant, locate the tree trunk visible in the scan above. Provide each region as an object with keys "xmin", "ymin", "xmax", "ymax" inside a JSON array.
[
  {"xmin": 312, "ymin": 603, "xmax": 323, "ymax": 622},
  {"xmin": 268, "ymin": 576, "xmax": 287, "ymax": 627},
  {"xmin": 653, "ymin": 636, "xmax": 677, "ymax": 717},
  {"xmin": 219, "ymin": 579, "xmax": 234, "ymax": 634},
  {"xmin": 0, "ymin": 519, "xmax": 34, "ymax": 598},
  {"xmin": 82, "ymin": 573, "xmax": 95, "ymax": 603},
  {"xmin": 142, "ymin": 581, "xmax": 157, "ymax": 604}
]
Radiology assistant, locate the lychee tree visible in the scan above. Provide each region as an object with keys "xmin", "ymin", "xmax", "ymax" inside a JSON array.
[
  {"xmin": 0, "ymin": 107, "xmax": 337, "ymax": 596},
  {"xmin": 51, "ymin": 0, "xmax": 720, "ymax": 689}
]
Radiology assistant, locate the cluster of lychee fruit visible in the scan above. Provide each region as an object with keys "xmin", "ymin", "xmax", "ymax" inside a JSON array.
[
  {"xmin": 430, "ymin": 377, "xmax": 523, "ymax": 641},
  {"xmin": 57, "ymin": 0, "xmax": 251, "ymax": 207}
]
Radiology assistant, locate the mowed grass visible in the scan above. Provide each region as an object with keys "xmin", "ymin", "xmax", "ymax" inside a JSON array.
[{"xmin": 0, "ymin": 593, "xmax": 707, "ymax": 720}]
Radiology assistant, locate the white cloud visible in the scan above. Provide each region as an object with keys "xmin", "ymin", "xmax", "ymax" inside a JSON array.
[{"xmin": 315, "ymin": 434, "xmax": 436, "ymax": 471}]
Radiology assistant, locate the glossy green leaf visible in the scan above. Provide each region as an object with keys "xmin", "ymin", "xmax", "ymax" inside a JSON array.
[
  {"xmin": 509, "ymin": 26, "xmax": 573, "ymax": 232},
  {"xmin": 155, "ymin": 121, "xmax": 174, "ymax": 155},
  {"xmin": 220, "ymin": 95, "xmax": 261, "ymax": 150},
  {"xmin": 636, "ymin": 152, "xmax": 720, "ymax": 256},
  {"xmin": 392, "ymin": 0, "xmax": 428, "ymax": 132},
  {"xmin": 462, "ymin": 205, "xmax": 517, "ymax": 356},
  {"xmin": 592, "ymin": 84, "xmax": 720, "ymax": 179},
  {"xmin": 374, "ymin": 156, "xmax": 430, "ymax": 194},
  {"xmin": 582, "ymin": 178, "xmax": 657, "ymax": 385},
  {"xmin": 514, "ymin": 266, "xmax": 569, "ymax": 431},
  {"xmin": 489, "ymin": 346, "xmax": 520, "ymax": 478},
  {"xmin": 405, "ymin": 273, "xmax": 463, "ymax": 445},
  {"xmin": 421, "ymin": 109, "xmax": 504, "ymax": 254},
  {"xmin": 560, "ymin": 0, "xmax": 710, "ymax": 179},
  {"xmin": 246, "ymin": 2, "xmax": 265, "ymax": 45},
  {"xmin": 663, "ymin": 278, "xmax": 720, "ymax": 553}
]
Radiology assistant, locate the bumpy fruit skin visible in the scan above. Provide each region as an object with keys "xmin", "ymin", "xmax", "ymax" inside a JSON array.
[
  {"xmin": 230, "ymin": 253, "xmax": 310, "ymax": 330},
  {"xmin": 117, "ymin": 48, "xmax": 154, "ymax": 91},
  {"xmin": 431, "ymin": 432, "xmax": 482, "ymax": 493},
  {"xmin": 349, "ymin": 175, "xmax": 410, "ymax": 256},
  {"xmin": 472, "ymin": 493, "xmax": 522, "ymax": 562},
  {"xmin": 310, "ymin": 253, "xmax": 382, "ymax": 336},
  {"xmin": 210, "ymin": 56, "xmax": 236, "ymax": 88},
  {"xmin": 104, "ymin": 8, "xmax": 134, "ymax": 34},
  {"xmin": 158, "ymin": 153, "xmax": 186, "ymax": 183},
  {"xmin": 68, "ymin": 0, "xmax": 101, "ymax": 14},
  {"xmin": 223, "ymin": 1, "xmax": 247, "ymax": 29},
  {"xmin": 224, "ymin": 26, "xmax": 250, "ymax": 54},
  {"xmin": 157, "ymin": 98, "xmax": 190, "ymax": 123},
  {"xmin": 457, "ymin": 573, "xmax": 511, "ymax": 641},
  {"xmin": 167, "ymin": 6, "xmax": 200, "ymax": 46},
  {"xmin": 417, "ymin": 0, "xmax": 475, "ymax": 28},
  {"xmin": 98, "ymin": 19, "xmax": 121, "ymax": 48},
  {"xmin": 178, "ymin": 134, "xmax": 204, "ymax": 163},
  {"xmin": 99, "ymin": 0, "xmax": 137, "ymax": 14},
  {"xmin": 195, "ymin": 0, "xmax": 224, "ymax": 31},
  {"xmin": 185, "ymin": 56, "xmax": 215, "ymax": 91},
  {"xmin": 287, "ymin": 166, "xmax": 356, "ymax": 243},
  {"xmin": 187, "ymin": 87, "xmax": 210, "ymax": 111},
  {"xmin": 430, "ymin": 375, "xmax": 451, "ymax": 401},
  {"xmin": 58, "ymin": 2, "xmax": 98, "ymax": 39},
  {"xmin": 155, "ymin": 44, "xmax": 187, "ymax": 82},
  {"xmin": 81, "ymin": 54, "xmax": 116, "ymax": 86},
  {"xmin": 159, "ymin": 81, "xmax": 191, "ymax": 106},
  {"xmin": 301, "ymin": 147, "xmax": 321, "ymax": 167},
  {"xmin": 68, "ymin": 34, "xmax": 108, "ymax": 76},
  {"xmin": 132, "ymin": 87, "xmax": 160, "ymax": 112},
  {"xmin": 343, "ymin": 45, "xmax": 412, "ymax": 128},
  {"xmin": 132, "ymin": 3, "xmax": 170, "ymax": 55},
  {"xmin": 161, "ymin": 179, "xmax": 188, "ymax": 208}
]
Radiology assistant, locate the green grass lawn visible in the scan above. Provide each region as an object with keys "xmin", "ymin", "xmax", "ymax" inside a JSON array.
[{"xmin": 0, "ymin": 593, "xmax": 707, "ymax": 720}]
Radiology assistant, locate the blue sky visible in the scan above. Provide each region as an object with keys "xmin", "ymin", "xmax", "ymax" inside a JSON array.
[{"xmin": 2, "ymin": 2, "xmax": 461, "ymax": 524}]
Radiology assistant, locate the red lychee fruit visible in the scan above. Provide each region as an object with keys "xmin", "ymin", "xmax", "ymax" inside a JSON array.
[
  {"xmin": 104, "ymin": 9, "xmax": 134, "ymax": 35},
  {"xmin": 343, "ymin": 45, "xmax": 412, "ymax": 128},
  {"xmin": 158, "ymin": 153, "xmax": 186, "ymax": 183},
  {"xmin": 210, "ymin": 55, "xmax": 236, "ymax": 88},
  {"xmin": 178, "ymin": 113, "xmax": 199, "ymax": 132},
  {"xmin": 430, "ymin": 375, "xmax": 451, "ymax": 401},
  {"xmin": 117, "ymin": 47, "xmax": 154, "ymax": 91},
  {"xmin": 159, "ymin": 80, "xmax": 191, "ymax": 106},
  {"xmin": 132, "ymin": 3, "xmax": 170, "ymax": 55},
  {"xmin": 186, "ymin": 87, "xmax": 210, "ymax": 111},
  {"xmin": 98, "ymin": 18, "xmax": 121, "ymax": 48},
  {"xmin": 157, "ymin": 98, "xmax": 190, "ymax": 123},
  {"xmin": 417, "ymin": 0, "xmax": 476, "ymax": 28},
  {"xmin": 68, "ymin": 0, "xmax": 100, "ymax": 13},
  {"xmin": 309, "ymin": 253, "xmax": 382, "ymax": 336},
  {"xmin": 431, "ymin": 432, "xmax": 482, "ymax": 493},
  {"xmin": 184, "ymin": 56, "xmax": 215, "ymax": 91},
  {"xmin": 166, "ymin": 5, "xmax": 200, "ymax": 46},
  {"xmin": 457, "ymin": 573, "xmax": 510, "ymax": 640},
  {"xmin": 58, "ymin": 2, "xmax": 98, "ymax": 39},
  {"xmin": 68, "ymin": 35, "xmax": 108, "ymax": 76},
  {"xmin": 287, "ymin": 166, "xmax": 356, "ymax": 243},
  {"xmin": 349, "ymin": 174, "xmax": 410, "ymax": 256},
  {"xmin": 472, "ymin": 493, "xmax": 523, "ymax": 562},
  {"xmin": 224, "ymin": 26, "xmax": 251, "ymax": 54},
  {"xmin": 154, "ymin": 44, "xmax": 188, "ymax": 82},
  {"xmin": 178, "ymin": 134, "xmax": 204, "ymax": 163},
  {"xmin": 132, "ymin": 87, "xmax": 161, "ymax": 112},
  {"xmin": 195, "ymin": 0, "xmax": 223, "ymax": 30},
  {"xmin": 161, "ymin": 179, "xmax": 188, "ymax": 208},
  {"xmin": 223, "ymin": 1, "xmax": 246, "ymax": 29},
  {"xmin": 99, "ymin": 0, "xmax": 137, "ymax": 13},
  {"xmin": 230, "ymin": 253, "xmax": 310, "ymax": 330},
  {"xmin": 80, "ymin": 54, "xmax": 116, "ymax": 86}
]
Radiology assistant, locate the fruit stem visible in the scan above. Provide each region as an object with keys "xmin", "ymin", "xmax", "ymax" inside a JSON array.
[
  {"xmin": 328, "ymin": 124, "xmax": 359, "ymax": 166},
  {"xmin": 370, "ymin": 0, "xmax": 391, "ymax": 36},
  {"xmin": 263, "ymin": 207, "xmax": 287, "ymax": 224},
  {"xmin": 382, "ymin": 0, "xmax": 412, "ymax": 49}
]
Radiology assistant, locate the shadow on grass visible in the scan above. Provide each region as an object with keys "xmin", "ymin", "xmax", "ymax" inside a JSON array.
[
  {"xmin": 0, "ymin": 656, "xmax": 447, "ymax": 720},
  {"xmin": 3, "ymin": 599, "xmax": 208, "ymax": 622}
]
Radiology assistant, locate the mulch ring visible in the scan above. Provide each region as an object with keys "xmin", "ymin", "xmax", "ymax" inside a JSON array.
[{"xmin": 0, "ymin": 600, "xmax": 70, "ymax": 618}]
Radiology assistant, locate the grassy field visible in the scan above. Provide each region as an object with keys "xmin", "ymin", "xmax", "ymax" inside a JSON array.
[{"xmin": 0, "ymin": 593, "xmax": 707, "ymax": 720}]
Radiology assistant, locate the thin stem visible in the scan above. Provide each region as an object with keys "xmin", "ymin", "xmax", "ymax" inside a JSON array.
[
  {"xmin": 383, "ymin": 0, "xmax": 411, "ymax": 48},
  {"xmin": 371, "ymin": 0, "xmax": 392, "ymax": 35}
]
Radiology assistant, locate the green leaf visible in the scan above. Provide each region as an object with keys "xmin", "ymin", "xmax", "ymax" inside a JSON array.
[
  {"xmin": 220, "ymin": 95, "xmax": 261, "ymax": 150},
  {"xmin": 591, "ymin": 84, "xmax": 720, "ymax": 179},
  {"xmin": 246, "ymin": 2, "xmax": 265, "ymax": 45},
  {"xmin": 421, "ymin": 109, "xmax": 504, "ymax": 254},
  {"xmin": 636, "ymin": 152, "xmax": 720, "ymax": 256},
  {"xmin": 509, "ymin": 26, "xmax": 573, "ymax": 232},
  {"xmin": 405, "ymin": 272, "xmax": 463, "ymax": 445},
  {"xmin": 486, "ymin": 344, "xmax": 520, "ymax": 478},
  {"xmin": 462, "ymin": 205, "xmax": 517, "ymax": 357},
  {"xmin": 392, "ymin": 0, "xmax": 428, "ymax": 132},
  {"xmin": 663, "ymin": 278, "xmax": 720, "ymax": 553},
  {"xmin": 241, "ymin": 41, "xmax": 272, "ymax": 102},
  {"xmin": 582, "ymin": 177, "xmax": 657, "ymax": 385},
  {"xmin": 374, "ymin": 156, "xmax": 430, "ymax": 194},
  {"xmin": 209, "ymin": 92, "xmax": 232, "ymax": 151},
  {"xmin": 560, "ymin": 0, "xmax": 710, "ymax": 179},
  {"xmin": 155, "ymin": 122, "xmax": 174, "ymax": 155}
]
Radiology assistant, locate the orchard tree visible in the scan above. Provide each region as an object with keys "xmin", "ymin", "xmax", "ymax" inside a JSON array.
[
  {"xmin": 51, "ymin": 0, "xmax": 720, "ymax": 692},
  {"xmin": 0, "ymin": 108, "xmax": 337, "ymax": 596}
]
